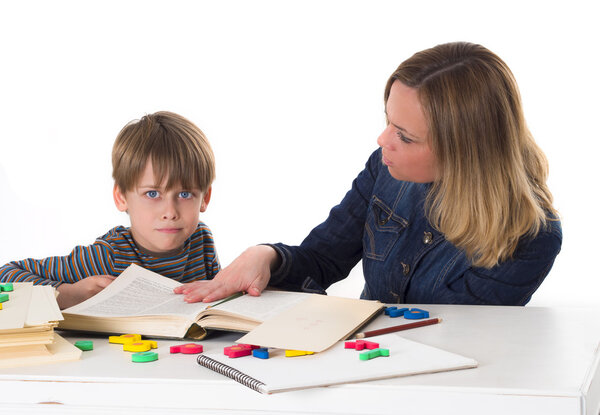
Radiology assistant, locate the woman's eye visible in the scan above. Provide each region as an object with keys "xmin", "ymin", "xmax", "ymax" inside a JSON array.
[
  {"xmin": 146, "ymin": 190, "xmax": 159, "ymax": 199},
  {"xmin": 396, "ymin": 131, "xmax": 413, "ymax": 144},
  {"xmin": 179, "ymin": 191, "xmax": 192, "ymax": 199}
]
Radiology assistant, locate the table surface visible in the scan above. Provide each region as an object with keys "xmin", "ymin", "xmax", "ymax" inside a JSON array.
[{"xmin": 1, "ymin": 304, "xmax": 599, "ymax": 415}]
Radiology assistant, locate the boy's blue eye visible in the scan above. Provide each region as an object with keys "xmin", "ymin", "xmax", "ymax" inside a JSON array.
[
  {"xmin": 146, "ymin": 190, "xmax": 159, "ymax": 199},
  {"xmin": 179, "ymin": 191, "xmax": 192, "ymax": 199}
]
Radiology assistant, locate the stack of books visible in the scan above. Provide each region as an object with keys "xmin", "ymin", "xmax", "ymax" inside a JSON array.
[{"xmin": 0, "ymin": 282, "xmax": 81, "ymax": 368}]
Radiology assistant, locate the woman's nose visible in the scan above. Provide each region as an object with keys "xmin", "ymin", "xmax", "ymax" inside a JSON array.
[{"xmin": 377, "ymin": 125, "xmax": 392, "ymax": 148}]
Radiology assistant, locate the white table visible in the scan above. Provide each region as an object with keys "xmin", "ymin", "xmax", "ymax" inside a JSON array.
[{"xmin": 0, "ymin": 304, "xmax": 599, "ymax": 415}]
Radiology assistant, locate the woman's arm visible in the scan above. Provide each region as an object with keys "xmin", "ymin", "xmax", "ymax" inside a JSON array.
[
  {"xmin": 433, "ymin": 223, "xmax": 562, "ymax": 305},
  {"xmin": 267, "ymin": 149, "xmax": 381, "ymax": 292},
  {"xmin": 176, "ymin": 149, "xmax": 383, "ymax": 302}
]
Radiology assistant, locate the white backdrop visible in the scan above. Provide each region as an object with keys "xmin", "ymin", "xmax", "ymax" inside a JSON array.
[{"xmin": 0, "ymin": 0, "xmax": 598, "ymax": 306}]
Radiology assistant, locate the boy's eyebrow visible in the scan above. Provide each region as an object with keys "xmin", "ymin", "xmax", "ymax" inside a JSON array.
[
  {"xmin": 137, "ymin": 184, "xmax": 164, "ymax": 190},
  {"xmin": 138, "ymin": 184, "xmax": 200, "ymax": 191}
]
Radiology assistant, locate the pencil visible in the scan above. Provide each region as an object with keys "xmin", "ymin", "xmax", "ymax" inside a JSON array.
[{"xmin": 355, "ymin": 318, "xmax": 442, "ymax": 339}]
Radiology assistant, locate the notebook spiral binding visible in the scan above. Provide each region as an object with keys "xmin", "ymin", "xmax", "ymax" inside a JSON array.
[{"xmin": 197, "ymin": 354, "xmax": 267, "ymax": 394}]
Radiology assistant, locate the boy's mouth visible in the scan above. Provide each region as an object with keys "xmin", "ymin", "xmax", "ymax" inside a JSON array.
[{"xmin": 157, "ymin": 228, "xmax": 182, "ymax": 234}]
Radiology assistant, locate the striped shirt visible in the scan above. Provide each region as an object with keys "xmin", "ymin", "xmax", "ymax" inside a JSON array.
[{"xmin": 0, "ymin": 223, "xmax": 220, "ymax": 287}]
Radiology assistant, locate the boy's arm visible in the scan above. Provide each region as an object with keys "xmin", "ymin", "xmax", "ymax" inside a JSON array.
[
  {"xmin": 209, "ymin": 249, "xmax": 221, "ymax": 278},
  {"xmin": 0, "ymin": 242, "xmax": 116, "ymax": 287},
  {"xmin": 55, "ymin": 275, "xmax": 116, "ymax": 309},
  {"xmin": 194, "ymin": 221, "xmax": 220, "ymax": 280}
]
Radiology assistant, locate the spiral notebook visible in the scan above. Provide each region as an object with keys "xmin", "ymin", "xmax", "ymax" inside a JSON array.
[{"xmin": 196, "ymin": 334, "xmax": 478, "ymax": 394}]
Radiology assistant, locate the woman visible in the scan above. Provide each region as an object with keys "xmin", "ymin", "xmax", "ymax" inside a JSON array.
[{"xmin": 175, "ymin": 42, "xmax": 562, "ymax": 305}]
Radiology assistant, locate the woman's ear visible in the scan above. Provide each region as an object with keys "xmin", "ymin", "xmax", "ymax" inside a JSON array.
[
  {"xmin": 113, "ymin": 184, "xmax": 129, "ymax": 212},
  {"xmin": 200, "ymin": 186, "xmax": 212, "ymax": 212}
]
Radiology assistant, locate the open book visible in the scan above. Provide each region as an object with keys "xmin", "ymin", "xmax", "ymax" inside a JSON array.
[{"xmin": 59, "ymin": 264, "xmax": 383, "ymax": 343}]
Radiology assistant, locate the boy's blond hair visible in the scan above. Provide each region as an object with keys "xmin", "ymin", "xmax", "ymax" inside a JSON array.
[{"xmin": 112, "ymin": 111, "xmax": 215, "ymax": 193}]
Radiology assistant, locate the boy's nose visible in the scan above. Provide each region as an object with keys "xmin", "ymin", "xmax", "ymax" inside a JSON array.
[{"xmin": 162, "ymin": 201, "xmax": 179, "ymax": 220}]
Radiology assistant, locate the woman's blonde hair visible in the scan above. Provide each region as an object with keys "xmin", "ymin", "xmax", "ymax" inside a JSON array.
[
  {"xmin": 112, "ymin": 111, "xmax": 215, "ymax": 193},
  {"xmin": 385, "ymin": 42, "xmax": 557, "ymax": 268}
]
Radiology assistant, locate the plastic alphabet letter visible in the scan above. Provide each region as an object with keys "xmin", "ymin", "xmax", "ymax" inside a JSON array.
[
  {"xmin": 74, "ymin": 340, "xmax": 94, "ymax": 351},
  {"xmin": 252, "ymin": 348, "xmax": 270, "ymax": 359},
  {"xmin": 109, "ymin": 334, "xmax": 142, "ymax": 344},
  {"xmin": 170, "ymin": 343, "xmax": 204, "ymax": 354},
  {"xmin": 285, "ymin": 350, "xmax": 315, "ymax": 357},
  {"xmin": 404, "ymin": 308, "xmax": 430, "ymax": 319},
  {"xmin": 345, "ymin": 340, "xmax": 380, "ymax": 350},
  {"xmin": 224, "ymin": 344, "xmax": 257, "ymax": 358},
  {"xmin": 123, "ymin": 340, "xmax": 158, "ymax": 352},
  {"xmin": 132, "ymin": 351, "xmax": 158, "ymax": 363},
  {"xmin": 359, "ymin": 348, "xmax": 390, "ymax": 361}
]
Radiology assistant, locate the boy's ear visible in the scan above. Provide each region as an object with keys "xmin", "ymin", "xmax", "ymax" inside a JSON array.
[
  {"xmin": 200, "ymin": 186, "xmax": 212, "ymax": 213},
  {"xmin": 113, "ymin": 184, "xmax": 129, "ymax": 212}
]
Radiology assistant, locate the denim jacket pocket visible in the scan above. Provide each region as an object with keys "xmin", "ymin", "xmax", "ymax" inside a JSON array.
[{"xmin": 364, "ymin": 196, "xmax": 408, "ymax": 261}]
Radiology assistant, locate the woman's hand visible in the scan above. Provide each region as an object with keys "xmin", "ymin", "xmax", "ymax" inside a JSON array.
[
  {"xmin": 56, "ymin": 275, "xmax": 116, "ymax": 309},
  {"xmin": 174, "ymin": 245, "xmax": 280, "ymax": 303}
]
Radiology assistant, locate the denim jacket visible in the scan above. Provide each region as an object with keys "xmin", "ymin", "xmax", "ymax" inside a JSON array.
[{"xmin": 270, "ymin": 148, "xmax": 562, "ymax": 305}]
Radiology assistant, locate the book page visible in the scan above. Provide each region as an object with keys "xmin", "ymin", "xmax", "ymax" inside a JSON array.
[
  {"xmin": 0, "ymin": 326, "xmax": 55, "ymax": 347},
  {"xmin": 238, "ymin": 294, "xmax": 383, "ymax": 352},
  {"xmin": 0, "ymin": 343, "xmax": 51, "ymax": 359},
  {"xmin": 0, "ymin": 333, "xmax": 82, "ymax": 369},
  {"xmin": 62, "ymin": 264, "xmax": 210, "ymax": 318},
  {"xmin": 26, "ymin": 285, "xmax": 63, "ymax": 326},
  {"xmin": 0, "ymin": 282, "xmax": 33, "ymax": 330},
  {"xmin": 209, "ymin": 291, "xmax": 309, "ymax": 322}
]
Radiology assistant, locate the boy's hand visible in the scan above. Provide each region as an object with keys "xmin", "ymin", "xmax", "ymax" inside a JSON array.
[
  {"xmin": 173, "ymin": 245, "xmax": 280, "ymax": 303},
  {"xmin": 56, "ymin": 275, "xmax": 116, "ymax": 309}
]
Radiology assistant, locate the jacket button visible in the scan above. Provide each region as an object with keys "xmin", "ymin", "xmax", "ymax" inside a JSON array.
[
  {"xmin": 423, "ymin": 232, "xmax": 433, "ymax": 244},
  {"xmin": 378, "ymin": 214, "xmax": 391, "ymax": 226},
  {"xmin": 401, "ymin": 262, "xmax": 410, "ymax": 275}
]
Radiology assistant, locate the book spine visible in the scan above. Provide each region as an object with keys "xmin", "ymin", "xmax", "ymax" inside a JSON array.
[{"xmin": 197, "ymin": 355, "xmax": 267, "ymax": 394}]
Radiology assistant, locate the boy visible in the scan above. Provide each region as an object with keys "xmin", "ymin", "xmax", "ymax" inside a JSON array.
[{"xmin": 0, "ymin": 111, "xmax": 219, "ymax": 309}]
